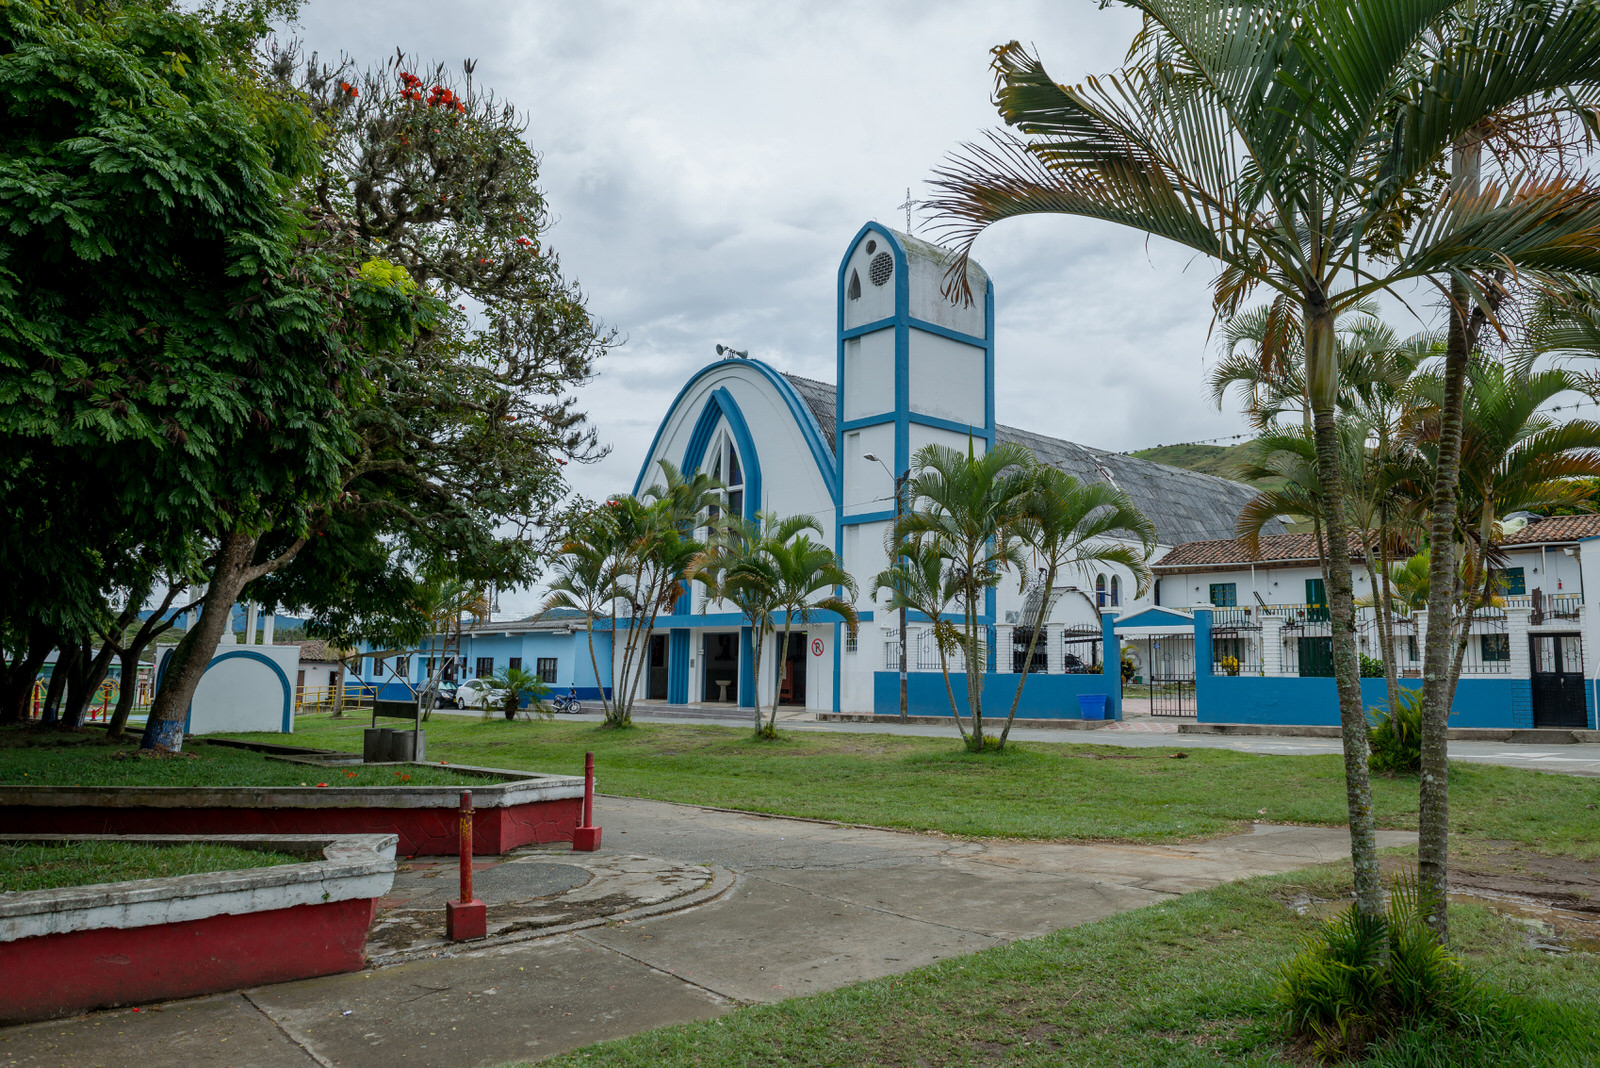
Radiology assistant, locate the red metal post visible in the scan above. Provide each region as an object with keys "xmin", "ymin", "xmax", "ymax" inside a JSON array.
[
  {"xmin": 445, "ymin": 790, "xmax": 486, "ymax": 940},
  {"xmin": 458, "ymin": 790, "xmax": 473, "ymax": 902},
  {"xmin": 572, "ymin": 751, "xmax": 602, "ymax": 851}
]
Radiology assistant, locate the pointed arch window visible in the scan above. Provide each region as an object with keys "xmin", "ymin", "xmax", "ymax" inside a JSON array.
[
  {"xmin": 1096, "ymin": 574, "xmax": 1107, "ymax": 607},
  {"xmin": 847, "ymin": 270, "xmax": 861, "ymax": 301},
  {"xmin": 709, "ymin": 428, "xmax": 745, "ymax": 519},
  {"xmin": 1110, "ymin": 575, "xmax": 1121, "ymax": 607}
]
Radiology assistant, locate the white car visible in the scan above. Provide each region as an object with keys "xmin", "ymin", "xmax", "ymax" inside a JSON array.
[{"xmin": 453, "ymin": 678, "xmax": 507, "ymax": 710}]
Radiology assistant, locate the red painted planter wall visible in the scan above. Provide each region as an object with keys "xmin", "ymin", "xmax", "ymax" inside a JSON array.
[
  {"xmin": 0, "ymin": 797, "xmax": 579, "ymax": 856},
  {"xmin": 0, "ymin": 898, "xmax": 376, "ymax": 1024}
]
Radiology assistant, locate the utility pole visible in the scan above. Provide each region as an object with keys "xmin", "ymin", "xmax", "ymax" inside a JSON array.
[{"xmin": 866, "ymin": 453, "xmax": 910, "ymax": 719}]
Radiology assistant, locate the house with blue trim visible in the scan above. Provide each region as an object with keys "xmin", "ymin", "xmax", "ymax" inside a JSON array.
[
  {"xmin": 351, "ymin": 612, "xmax": 613, "ymax": 703},
  {"xmin": 616, "ymin": 222, "xmax": 1273, "ymax": 719}
]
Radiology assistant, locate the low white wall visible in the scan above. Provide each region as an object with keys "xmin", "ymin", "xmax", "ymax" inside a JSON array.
[{"xmin": 157, "ymin": 644, "xmax": 300, "ymax": 735}]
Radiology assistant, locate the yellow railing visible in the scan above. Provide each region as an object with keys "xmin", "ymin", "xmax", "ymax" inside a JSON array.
[{"xmin": 294, "ymin": 685, "xmax": 375, "ymax": 716}]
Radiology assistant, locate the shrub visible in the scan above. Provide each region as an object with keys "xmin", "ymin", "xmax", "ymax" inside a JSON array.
[
  {"xmin": 1368, "ymin": 689, "xmax": 1424, "ymax": 773},
  {"xmin": 1359, "ymin": 653, "xmax": 1386, "ymax": 678},
  {"xmin": 1277, "ymin": 875, "xmax": 1493, "ymax": 1062}
]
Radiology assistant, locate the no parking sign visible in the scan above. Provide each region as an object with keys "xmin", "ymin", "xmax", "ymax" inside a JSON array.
[{"xmin": 811, "ymin": 637, "xmax": 825, "ymax": 657}]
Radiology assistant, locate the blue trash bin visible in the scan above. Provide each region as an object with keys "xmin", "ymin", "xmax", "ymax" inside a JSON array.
[{"xmin": 1078, "ymin": 694, "xmax": 1108, "ymax": 720}]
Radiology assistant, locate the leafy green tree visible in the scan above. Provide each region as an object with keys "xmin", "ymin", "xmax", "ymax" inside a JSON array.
[
  {"xmin": 1001, "ymin": 468, "xmax": 1156, "ymax": 749},
  {"xmin": 0, "ymin": 1, "xmax": 420, "ymax": 750},
  {"xmin": 928, "ymin": 0, "xmax": 1600, "ymax": 923},
  {"xmin": 894, "ymin": 441, "xmax": 1035, "ymax": 751}
]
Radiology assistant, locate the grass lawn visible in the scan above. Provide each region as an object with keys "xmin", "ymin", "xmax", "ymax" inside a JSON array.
[
  {"xmin": 528, "ymin": 866, "xmax": 1600, "ymax": 1068},
  {"xmin": 0, "ymin": 840, "xmax": 300, "ymax": 893},
  {"xmin": 0, "ymin": 727, "xmax": 508, "ymax": 789},
  {"xmin": 238, "ymin": 715, "xmax": 1600, "ymax": 858}
]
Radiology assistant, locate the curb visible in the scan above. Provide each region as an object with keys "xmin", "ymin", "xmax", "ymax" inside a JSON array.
[{"xmin": 366, "ymin": 862, "xmax": 738, "ymax": 966}]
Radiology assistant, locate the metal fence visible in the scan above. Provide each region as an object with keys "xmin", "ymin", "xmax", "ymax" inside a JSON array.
[{"xmin": 1061, "ymin": 627, "xmax": 1103, "ymax": 674}]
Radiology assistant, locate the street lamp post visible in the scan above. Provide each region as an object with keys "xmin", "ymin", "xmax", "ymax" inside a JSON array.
[{"xmin": 865, "ymin": 453, "xmax": 909, "ymax": 720}]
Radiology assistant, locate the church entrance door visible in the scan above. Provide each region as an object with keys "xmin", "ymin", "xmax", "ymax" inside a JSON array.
[{"xmin": 702, "ymin": 633, "xmax": 739, "ymax": 704}]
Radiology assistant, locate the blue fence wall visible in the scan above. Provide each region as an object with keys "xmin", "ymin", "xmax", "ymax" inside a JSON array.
[
  {"xmin": 872, "ymin": 611, "xmax": 1120, "ymax": 719},
  {"xmin": 1192, "ymin": 608, "xmax": 1557, "ymax": 729},
  {"xmin": 1196, "ymin": 675, "xmax": 1530, "ymax": 728},
  {"xmin": 873, "ymin": 671, "xmax": 1121, "ymax": 719}
]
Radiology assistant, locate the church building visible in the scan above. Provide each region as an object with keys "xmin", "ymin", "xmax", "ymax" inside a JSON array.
[{"xmin": 624, "ymin": 222, "xmax": 1270, "ymax": 716}]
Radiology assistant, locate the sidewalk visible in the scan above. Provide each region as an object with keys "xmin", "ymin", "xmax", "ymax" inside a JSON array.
[{"xmin": 0, "ymin": 798, "xmax": 1411, "ymax": 1068}]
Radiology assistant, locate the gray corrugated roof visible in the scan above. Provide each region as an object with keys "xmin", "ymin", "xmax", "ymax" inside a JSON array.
[
  {"xmin": 783, "ymin": 373, "xmax": 837, "ymax": 450},
  {"xmin": 780, "ymin": 371, "xmax": 1275, "ymax": 546}
]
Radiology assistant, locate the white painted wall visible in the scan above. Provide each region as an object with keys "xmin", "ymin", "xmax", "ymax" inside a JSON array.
[
  {"xmin": 908, "ymin": 329, "xmax": 985, "ymax": 427},
  {"xmin": 638, "ymin": 361, "xmax": 835, "ymax": 544},
  {"xmin": 176, "ymin": 643, "xmax": 300, "ymax": 735},
  {"xmin": 843, "ymin": 329, "xmax": 895, "ymax": 421},
  {"xmin": 841, "ymin": 230, "xmax": 897, "ymax": 329},
  {"xmin": 908, "ymin": 241, "xmax": 987, "ymax": 337}
]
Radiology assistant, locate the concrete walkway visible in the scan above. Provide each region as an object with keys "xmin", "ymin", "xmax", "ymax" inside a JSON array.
[{"xmin": 0, "ymin": 799, "xmax": 1413, "ymax": 1068}]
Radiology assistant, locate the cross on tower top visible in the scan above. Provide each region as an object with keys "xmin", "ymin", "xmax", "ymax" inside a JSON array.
[{"xmin": 898, "ymin": 187, "xmax": 917, "ymax": 232}]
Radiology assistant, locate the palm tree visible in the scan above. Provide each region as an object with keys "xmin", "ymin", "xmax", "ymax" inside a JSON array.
[
  {"xmin": 872, "ymin": 538, "xmax": 969, "ymax": 745},
  {"xmin": 1000, "ymin": 468, "xmax": 1156, "ymax": 749},
  {"xmin": 539, "ymin": 524, "xmax": 621, "ymax": 720},
  {"xmin": 605, "ymin": 460, "xmax": 724, "ymax": 728},
  {"xmin": 707, "ymin": 514, "xmax": 859, "ymax": 738},
  {"xmin": 926, "ymin": 0, "xmax": 1600, "ymax": 922},
  {"xmin": 895, "ymin": 439, "xmax": 1035, "ymax": 751},
  {"xmin": 488, "ymin": 665, "xmax": 549, "ymax": 721},
  {"xmin": 1410, "ymin": 359, "xmax": 1600, "ymax": 700},
  {"xmin": 414, "ymin": 574, "xmax": 488, "ymax": 722}
]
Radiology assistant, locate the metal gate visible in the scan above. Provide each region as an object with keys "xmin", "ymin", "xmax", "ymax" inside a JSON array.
[
  {"xmin": 1531, "ymin": 633, "xmax": 1589, "ymax": 728},
  {"xmin": 1125, "ymin": 635, "xmax": 1196, "ymax": 717}
]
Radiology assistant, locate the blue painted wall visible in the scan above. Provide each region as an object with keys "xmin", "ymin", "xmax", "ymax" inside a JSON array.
[
  {"xmin": 1191, "ymin": 608, "xmax": 1554, "ymax": 729},
  {"xmin": 1196, "ymin": 675, "xmax": 1529, "ymax": 728},
  {"xmin": 872, "ymin": 671, "xmax": 1122, "ymax": 719},
  {"xmin": 357, "ymin": 628, "xmax": 613, "ymax": 702}
]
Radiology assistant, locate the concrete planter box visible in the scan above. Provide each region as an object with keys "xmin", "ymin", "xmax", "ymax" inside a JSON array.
[
  {"xmin": 0, "ymin": 833, "xmax": 396, "ymax": 1023},
  {"xmin": 0, "ymin": 764, "xmax": 584, "ymax": 856}
]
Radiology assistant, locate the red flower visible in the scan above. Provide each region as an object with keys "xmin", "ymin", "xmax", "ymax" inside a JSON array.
[{"xmin": 316, "ymin": 782, "xmax": 329, "ymax": 788}]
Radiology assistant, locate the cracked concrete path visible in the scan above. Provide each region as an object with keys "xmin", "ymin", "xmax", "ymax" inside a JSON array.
[{"xmin": 0, "ymin": 799, "xmax": 1412, "ymax": 1068}]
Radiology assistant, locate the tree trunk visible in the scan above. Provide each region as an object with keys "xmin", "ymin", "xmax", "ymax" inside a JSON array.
[
  {"xmin": 65, "ymin": 638, "xmax": 120, "ymax": 728},
  {"xmin": 585, "ymin": 618, "xmax": 608, "ymax": 717},
  {"xmin": 1000, "ymin": 566, "xmax": 1057, "ymax": 749},
  {"xmin": 937, "ymin": 639, "xmax": 970, "ymax": 746},
  {"xmin": 142, "ymin": 532, "xmax": 260, "ymax": 752},
  {"xmin": 107, "ymin": 648, "xmax": 145, "ymax": 739},
  {"xmin": 1307, "ymin": 302, "xmax": 1385, "ymax": 920},
  {"xmin": 40, "ymin": 639, "xmax": 76, "ymax": 726},
  {"xmin": 1, "ymin": 630, "xmax": 53, "ymax": 724},
  {"xmin": 965, "ymin": 583, "xmax": 985, "ymax": 750},
  {"xmin": 770, "ymin": 623, "xmax": 793, "ymax": 736}
]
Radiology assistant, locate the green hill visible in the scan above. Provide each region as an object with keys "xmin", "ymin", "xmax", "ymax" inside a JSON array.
[{"xmin": 1129, "ymin": 441, "xmax": 1261, "ymax": 482}]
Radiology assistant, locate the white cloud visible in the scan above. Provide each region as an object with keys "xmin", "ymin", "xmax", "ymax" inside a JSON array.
[{"xmin": 282, "ymin": 1, "xmax": 1273, "ymax": 616}]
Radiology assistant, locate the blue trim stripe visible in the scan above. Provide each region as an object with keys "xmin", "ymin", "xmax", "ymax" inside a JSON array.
[
  {"xmin": 633, "ymin": 359, "xmax": 839, "ymax": 505},
  {"xmin": 682, "ymin": 386, "xmax": 763, "ymax": 523},
  {"xmin": 668, "ymin": 628, "xmax": 690, "ymax": 705}
]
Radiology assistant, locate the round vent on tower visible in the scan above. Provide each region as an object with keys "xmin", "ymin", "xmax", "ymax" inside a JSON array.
[{"xmin": 869, "ymin": 251, "xmax": 893, "ymax": 287}]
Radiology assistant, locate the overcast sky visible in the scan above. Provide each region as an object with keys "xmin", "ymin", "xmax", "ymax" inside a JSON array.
[{"xmin": 275, "ymin": 2, "xmax": 1342, "ymax": 617}]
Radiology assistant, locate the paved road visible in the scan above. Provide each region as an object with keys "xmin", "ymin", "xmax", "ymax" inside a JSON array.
[
  {"xmin": 0, "ymin": 802, "xmax": 1411, "ymax": 1068},
  {"xmin": 578, "ymin": 708, "xmax": 1600, "ymax": 777}
]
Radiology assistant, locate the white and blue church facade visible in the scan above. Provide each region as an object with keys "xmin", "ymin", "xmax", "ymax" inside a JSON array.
[{"xmin": 617, "ymin": 222, "xmax": 1264, "ymax": 717}]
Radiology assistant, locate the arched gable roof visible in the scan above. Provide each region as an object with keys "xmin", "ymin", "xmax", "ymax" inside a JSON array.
[{"xmin": 632, "ymin": 358, "xmax": 839, "ymax": 504}]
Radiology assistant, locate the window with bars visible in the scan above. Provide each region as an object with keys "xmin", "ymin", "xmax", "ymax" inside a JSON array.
[
  {"xmin": 1209, "ymin": 583, "xmax": 1237, "ymax": 607},
  {"xmin": 394, "ymin": 656, "xmax": 410, "ymax": 679},
  {"xmin": 536, "ymin": 658, "xmax": 558, "ymax": 683},
  {"xmin": 475, "ymin": 657, "xmax": 494, "ymax": 678},
  {"xmin": 508, "ymin": 657, "xmax": 522, "ymax": 672}
]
